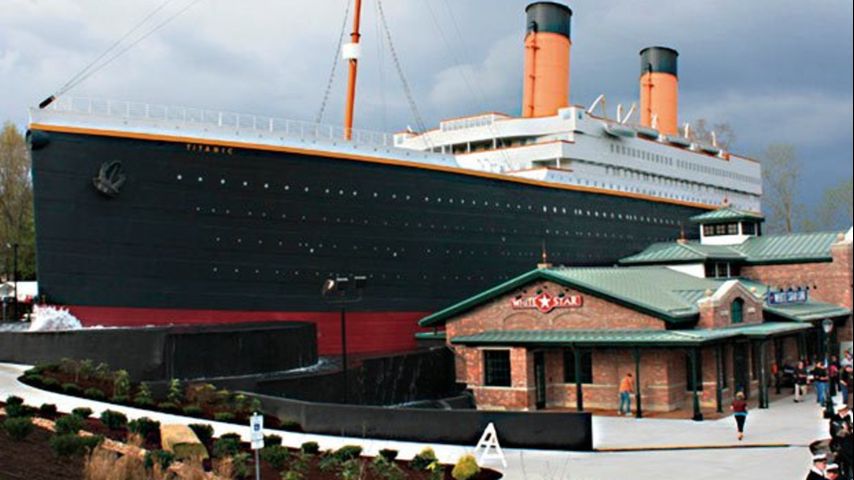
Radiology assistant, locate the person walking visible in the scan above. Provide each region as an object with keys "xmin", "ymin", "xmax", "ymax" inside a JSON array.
[
  {"xmin": 841, "ymin": 365, "xmax": 851, "ymax": 408},
  {"xmin": 795, "ymin": 360, "xmax": 809, "ymax": 403},
  {"xmin": 815, "ymin": 360, "xmax": 829, "ymax": 406},
  {"xmin": 618, "ymin": 372, "xmax": 634, "ymax": 416},
  {"xmin": 731, "ymin": 391, "xmax": 748, "ymax": 441}
]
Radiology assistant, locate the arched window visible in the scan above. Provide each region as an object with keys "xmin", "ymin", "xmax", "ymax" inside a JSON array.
[{"xmin": 732, "ymin": 298, "xmax": 744, "ymax": 324}]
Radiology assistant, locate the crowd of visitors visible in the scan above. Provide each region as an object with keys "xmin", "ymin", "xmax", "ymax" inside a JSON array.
[{"xmin": 803, "ymin": 349, "xmax": 853, "ymax": 480}]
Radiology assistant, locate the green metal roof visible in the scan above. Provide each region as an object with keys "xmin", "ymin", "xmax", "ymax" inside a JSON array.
[
  {"xmin": 451, "ymin": 322, "xmax": 812, "ymax": 348},
  {"xmin": 764, "ymin": 302, "xmax": 851, "ymax": 322},
  {"xmin": 690, "ymin": 207, "xmax": 765, "ymax": 224},
  {"xmin": 620, "ymin": 231, "xmax": 841, "ymax": 266}
]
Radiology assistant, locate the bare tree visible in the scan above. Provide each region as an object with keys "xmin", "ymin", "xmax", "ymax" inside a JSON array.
[
  {"xmin": 690, "ymin": 118, "xmax": 736, "ymax": 150},
  {"xmin": 816, "ymin": 178, "xmax": 853, "ymax": 230},
  {"xmin": 761, "ymin": 144, "xmax": 802, "ymax": 234},
  {"xmin": 0, "ymin": 122, "xmax": 36, "ymax": 280}
]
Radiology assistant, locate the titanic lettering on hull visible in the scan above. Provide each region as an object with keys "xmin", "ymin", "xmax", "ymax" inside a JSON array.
[{"xmin": 511, "ymin": 292, "xmax": 583, "ymax": 314}]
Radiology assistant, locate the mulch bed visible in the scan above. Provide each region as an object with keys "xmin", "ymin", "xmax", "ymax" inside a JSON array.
[{"xmin": 0, "ymin": 414, "xmax": 85, "ymax": 480}]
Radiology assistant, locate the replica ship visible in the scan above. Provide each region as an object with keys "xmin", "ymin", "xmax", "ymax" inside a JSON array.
[{"xmin": 27, "ymin": 2, "xmax": 761, "ymax": 354}]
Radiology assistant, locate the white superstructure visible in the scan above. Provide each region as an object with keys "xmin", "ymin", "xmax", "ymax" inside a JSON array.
[{"xmin": 394, "ymin": 107, "xmax": 762, "ymax": 212}]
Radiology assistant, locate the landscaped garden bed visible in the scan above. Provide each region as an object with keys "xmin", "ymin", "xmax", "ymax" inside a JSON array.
[{"xmin": 9, "ymin": 361, "xmax": 504, "ymax": 479}]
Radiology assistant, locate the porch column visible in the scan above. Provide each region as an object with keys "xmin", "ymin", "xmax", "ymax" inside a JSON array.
[
  {"xmin": 774, "ymin": 338, "xmax": 783, "ymax": 395},
  {"xmin": 574, "ymin": 346, "xmax": 584, "ymax": 412},
  {"xmin": 715, "ymin": 345, "xmax": 723, "ymax": 414},
  {"xmin": 691, "ymin": 348, "xmax": 703, "ymax": 421},
  {"xmin": 633, "ymin": 347, "xmax": 643, "ymax": 418},
  {"xmin": 759, "ymin": 340, "xmax": 769, "ymax": 409}
]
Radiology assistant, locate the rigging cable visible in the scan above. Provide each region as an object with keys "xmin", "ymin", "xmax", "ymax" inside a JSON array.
[
  {"xmin": 39, "ymin": 0, "xmax": 206, "ymax": 108},
  {"xmin": 315, "ymin": 0, "xmax": 353, "ymax": 124},
  {"xmin": 375, "ymin": 0, "xmax": 427, "ymax": 136}
]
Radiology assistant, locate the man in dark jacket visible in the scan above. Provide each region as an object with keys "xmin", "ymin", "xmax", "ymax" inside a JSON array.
[{"xmin": 806, "ymin": 453, "xmax": 828, "ymax": 480}]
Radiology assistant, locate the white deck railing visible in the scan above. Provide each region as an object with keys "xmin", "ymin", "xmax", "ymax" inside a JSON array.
[{"xmin": 40, "ymin": 96, "xmax": 396, "ymax": 147}]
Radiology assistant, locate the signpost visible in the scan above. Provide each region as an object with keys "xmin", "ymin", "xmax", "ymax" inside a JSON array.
[{"xmin": 250, "ymin": 413, "xmax": 264, "ymax": 480}]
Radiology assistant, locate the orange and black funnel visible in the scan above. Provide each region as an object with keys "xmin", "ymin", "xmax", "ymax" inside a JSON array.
[
  {"xmin": 522, "ymin": 2, "xmax": 572, "ymax": 118},
  {"xmin": 639, "ymin": 46, "xmax": 679, "ymax": 135}
]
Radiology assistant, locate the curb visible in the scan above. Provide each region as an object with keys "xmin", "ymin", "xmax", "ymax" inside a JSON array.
[{"xmin": 595, "ymin": 443, "xmax": 791, "ymax": 453}]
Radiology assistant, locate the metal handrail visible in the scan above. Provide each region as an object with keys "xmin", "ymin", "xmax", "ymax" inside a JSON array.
[{"xmin": 42, "ymin": 96, "xmax": 395, "ymax": 147}]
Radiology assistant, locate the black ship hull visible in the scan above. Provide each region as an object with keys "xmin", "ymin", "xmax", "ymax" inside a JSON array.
[{"xmin": 28, "ymin": 125, "xmax": 704, "ymax": 353}]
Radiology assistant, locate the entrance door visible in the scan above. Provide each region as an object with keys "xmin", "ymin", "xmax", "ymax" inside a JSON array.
[
  {"xmin": 733, "ymin": 343, "xmax": 750, "ymax": 399},
  {"xmin": 534, "ymin": 351, "xmax": 546, "ymax": 409}
]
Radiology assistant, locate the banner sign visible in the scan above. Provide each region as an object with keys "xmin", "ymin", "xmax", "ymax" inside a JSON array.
[
  {"xmin": 767, "ymin": 289, "xmax": 808, "ymax": 306},
  {"xmin": 511, "ymin": 292, "xmax": 583, "ymax": 314}
]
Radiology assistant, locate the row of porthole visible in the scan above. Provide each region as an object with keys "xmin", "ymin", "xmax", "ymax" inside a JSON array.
[
  {"xmin": 178, "ymin": 174, "xmax": 685, "ymax": 225},
  {"xmin": 207, "ymin": 267, "xmax": 508, "ymax": 283}
]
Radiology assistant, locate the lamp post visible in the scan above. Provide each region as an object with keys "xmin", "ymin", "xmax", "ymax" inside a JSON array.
[
  {"xmin": 822, "ymin": 318, "xmax": 835, "ymax": 419},
  {"xmin": 322, "ymin": 274, "xmax": 366, "ymax": 404}
]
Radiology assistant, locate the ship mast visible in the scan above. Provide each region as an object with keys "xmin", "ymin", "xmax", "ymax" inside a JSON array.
[{"xmin": 342, "ymin": 0, "xmax": 364, "ymax": 140}]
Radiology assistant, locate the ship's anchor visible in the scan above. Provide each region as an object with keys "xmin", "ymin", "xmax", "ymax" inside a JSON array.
[{"xmin": 92, "ymin": 161, "xmax": 127, "ymax": 198}]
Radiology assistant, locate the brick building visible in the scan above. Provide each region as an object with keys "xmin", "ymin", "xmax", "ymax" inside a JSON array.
[{"xmin": 418, "ymin": 208, "xmax": 852, "ymax": 417}]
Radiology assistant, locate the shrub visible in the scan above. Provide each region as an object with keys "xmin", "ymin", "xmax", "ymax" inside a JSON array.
[
  {"xmin": 99, "ymin": 410, "xmax": 128, "ymax": 430},
  {"xmin": 113, "ymin": 370, "xmax": 131, "ymax": 398},
  {"xmin": 42, "ymin": 377, "xmax": 60, "ymax": 390},
  {"xmin": 143, "ymin": 449, "xmax": 175, "ymax": 470},
  {"xmin": 371, "ymin": 457, "xmax": 406, "ymax": 480},
  {"xmin": 260, "ymin": 445, "xmax": 290, "ymax": 470},
  {"xmin": 55, "ymin": 414, "xmax": 84, "ymax": 435},
  {"xmin": 212, "ymin": 437, "xmax": 241, "ymax": 458},
  {"xmin": 379, "ymin": 448, "xmax": 399, "ymax": 461},
  {"xmin": 339, "ymin": 459, "xmax": 363, "ymax": 480},
  {"xmin": 279, "ymin": 419, "xmax": 302, "ymax": 432},
  {"xmin": 213, "ymin": 412, "xmax": 235, "ymax": 423},
  {"xmin": 281, "ymin": 471, "xmax": 303, "ymax": 480},
  {"xmin": 4, "ymin": 402, "xmax": 31, "ymax": 418},
  {"xmin": 62, "ymin": 383, "xmax": 83, "ymax": 396},
  {"xmin": 3, "ymin": 417, "xmax": 34, "ymax": 440},
  {"xmin": 333, "ymin": 445, "xmax": 363, "ymax": 462},
  {"xmin": 220, "ymin": 432, "xmax": 242, "ymax": 442},
  {"xmin": 22, "ymin": 374, "xmax": 44, "ymax": 385},
  {"xmin": 128, "ymin": 417, "xmax": 160, "ymax": 439},
  {"xmin": 72, "ymin": 407, "xmax": 94, "ymax": 419},
  {"xmin": 39, "ymin": 403, "xmax": 58, "ymax": 418},
  {"xmin": 93, "ymin": 362, "xmax": 111, "ymax": 381},
  {"xmin": 5, "ymin": 395, "xmax": 24, "ymax": 406},
  {"xmin": 411, "ymin": 447, "xmax": 438, "ymax": 471},
  {"xmin": 182, "ymin": 405, "xmax": 203, "ymax": 417},
  {"xmin": 264, "ymin": 433, "xmax": 282, "ymax": 446},
  {"xmin": 452, "ymin": 454, "xmax": 480, "ymax": 480},
  {"xmin": 300, "ymin": 441, "xmax": 319, "ymax": 455},
  {"xmin": 167, "ymin": 378, "xmax": 183, "ymax": 405},
  {"xmin": 157, "ymin": 401, "xmax": 179, "ymax": 413},
  {"xmin": 133, "ymin": 383, "xmax": 154, "ymax": 407},
  {"xmin": 185, "ymin": 383, "xmax": 217, "ymax": 407},
  {"xmin": 232, "ymin": 452, "xmax": 252, "ymax": 478},
  {"xmin": 110, "ymin": 395, "xmax": 130, "ymax": 405},
  {"xmin": 78, "ymin": 359, "xmax": 95, "ymax": 380},
  {"xmin": 188, "ymin": 423, "xmax": 214, "ymax": 446},
  {"xmin": 84, "ymin": 387, "xmax": 106, "ymax": 400},
  {"xmin": 59, "ymin": 357, "xmax": 78, "ymax": 376},
  {"xmin": 318, "ymin": 454, "xmax": 342, "ymax": 472},
  {"xmin": 50, "ymin": 433, "xmax": 103, "ymax": 457}
]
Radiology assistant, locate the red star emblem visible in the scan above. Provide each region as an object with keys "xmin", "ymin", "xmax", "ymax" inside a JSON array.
[{"xmin": 534, "ymin": 292, "xmax": 556, "ymax": 313}]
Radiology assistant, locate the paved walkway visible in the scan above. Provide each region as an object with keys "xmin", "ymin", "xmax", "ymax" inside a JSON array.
[{"xmin": 0, "ymin": 363, "xmax": 837, "ymax": 479}]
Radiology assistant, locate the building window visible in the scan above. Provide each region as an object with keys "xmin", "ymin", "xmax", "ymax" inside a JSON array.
[
  {"xmin": 563, "ymin": 350, "xmax": 593, "ymax": 383},
  {"xmin": 686, "ymin": 353, "xmax": 704, "ymax": 391},
  {"xmin": 741, "ymin": 222, "xmax": 756, "ymax": 235},
  {"xmin": 703, "ymin": 225, "xmax": 715, "ymax": 237},
  {"xmin": 484, "ymin": 350, "xmax": 511, "ymax": 387},
  {"xmin": 727, "ymin": 223, "xmax": 739, "ymax": 235},
  {"xmin": 731, "ymin": 298, "xmax": 744, "ymax": 324}
]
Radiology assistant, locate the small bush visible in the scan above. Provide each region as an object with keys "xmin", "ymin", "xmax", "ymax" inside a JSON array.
[
  {"xmin": 260, "ymin": 445, "xmax": 290, "ymax": 470},
  {"xmin": 213, "ymin": 412, "xmax": 235, "ymax": 423},
  {"xmin": 232, "ymin": 452, "xmax": 252, "ymax": 478},
  {"xmin": 212, "ymin": 437, "xmax": 241, "ymax": 458},
  {"xmin": 93, "ymin": 362, "xmax": 111, "ymax": 381},
  {"xmin": 39, "ymin": 403, "xmax": 58, "ymax": 418},
  {"xmin": 300, "ymin": 441, "xmax": 320, "ymax": 455},
  {"xmin": 281, "ymin": 471, "xmax": 304, "ymax": 480},
  {"xmin": 4, "ymin": 402, "xmax": 31, "ymax": 418},
  {"xmin": 99, "ymin": 410, "xmax": 128, "ymax": 430},
  {"xmin": 156, "ymin": 401, "xmax": 179, "ymax": 413},
  {"xmin": 62, "ymin": 383, "xmax": 83, "ymax": 396},
  {"xmin": 333, "ymin": 445, "xmax": 363, "ymax": 462},
  {"xmin": 166, "ymin": 378, "xmax": 183, "ymax": 405},
  {"xmin": 411, "ymin": 447, "xmax": 438, "ymax": 471},
  {"xmin": 84, "ymin": 387, "xmax": 106, "ymax": 400},
  {"xmin": 452, "ymin": 454, "xmax": 480, "ymax": 480},
  {"xmin": 318, "ymin": 454, "xmax": 342, "ymax": 472},
  {"xmin": 5, "ymin": 395, "xmax": 24, "ymax": 406},
  {"xmin": 220, "ymin": 432, "xmax": 242, "ymax": 442},
  {"xmin": 182, "ymin": 405, "xmax": 203, "ymax": 417},
  {"xmin": 264, "ymin": 433, "xmax": 282, "ymax": 446},
  {"xmin": 50, "ymin": 433, "xmax": 103, "ymax": 457},
  {"xmin": 133, "ymin": 382, "xmax": 153, "ymax": 407},
  {"xmin": 22, "ymin": 374, "xmax": 44, "ymax": 385},
  {"xmin": 3, "ymin": 417, "xmax": 34, "ymax": 440},
  {"xmin": 188, "ymin": 423, "xmax": 214, "ymax": 446},
  {"xmin": 42, "ymin": 377, "xmax": 60, "ymax": 390},
  {"xmin": 379, "ymin": 448, "xmax": 399, "ymax": 461},
  {"xmin": 113, "ymin": 370, "xmax": 131, "ymax": 398},
  {"xmin": 110, "ymin": 395, "xmax": 129, "ymax": 405},
  {"xmin": 279, "ymin": 419, "xmax": 302, "ymax": 432},
  {"xmin": 128, "ymin": 417, "xmax": 160, "ymax": 439},
  {"xmin": 371, "ymin": 457, "xmax": 405, "ymax": 480},
  {"xmin": 143, "ymin": 450, "xmax": 175, "ymax": 470},
  {"xmin": 72, "ymin": 407, "xmax": 93, "ymax": 418},
  {"xmin": 55, "ymin": 414, "xmax": 84, "ymax": 435}
]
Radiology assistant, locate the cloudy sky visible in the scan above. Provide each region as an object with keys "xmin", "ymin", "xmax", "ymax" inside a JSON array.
[{"xmin": 1, "ymin": 0, "xmax": 851, "ymax": 208}]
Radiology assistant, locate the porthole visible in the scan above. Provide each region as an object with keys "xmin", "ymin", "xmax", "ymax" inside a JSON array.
[
  {"xmin": 220, "ymin": 179, "xmax": 226, "ymax": 185},
  {"xmin": 176, "ymin": 174, "xmax": 183, "ymax": 180},
  {"xmin": 198, "ymin": 177, "xmax": 204, "ymax": 182}
]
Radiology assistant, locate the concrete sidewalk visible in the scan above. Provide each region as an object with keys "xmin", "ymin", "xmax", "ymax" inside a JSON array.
[{"xmin": 0, "ymin": 362, "xmax": 833, "ymax": 479}]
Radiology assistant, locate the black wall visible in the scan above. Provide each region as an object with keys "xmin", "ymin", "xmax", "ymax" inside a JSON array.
[
  {"xmin": 0, "ymin": 321, "xmax": 317, "ymax": 381},
  {"xmin": 252, "ymin": 392, "xmax": 593, "ymax": 451},
  {"xmin": 255, "ymin": 347, "xmax": 458, "ymax": 405}
]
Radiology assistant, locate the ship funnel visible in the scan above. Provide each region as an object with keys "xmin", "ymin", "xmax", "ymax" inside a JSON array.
[
  {"xmin": 522, "ymin": 2, "xmax": 572, "ymax": 118},
  {"xmin": 639, "ymin": 46, "xmax": 679, "ymax": 135}
]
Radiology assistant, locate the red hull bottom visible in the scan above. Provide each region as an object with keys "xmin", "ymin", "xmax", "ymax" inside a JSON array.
[{"xmin": 66, "ymin": 306, "xmax": 430, "ymax": 355}]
